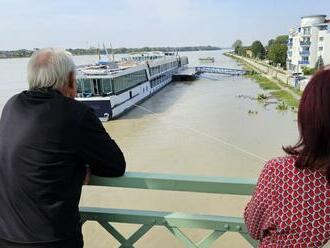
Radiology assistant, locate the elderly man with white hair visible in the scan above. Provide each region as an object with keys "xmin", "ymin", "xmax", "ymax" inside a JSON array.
[{"xmin": 0, "ymin": 48, "xmax": 126, "ymax": 248}]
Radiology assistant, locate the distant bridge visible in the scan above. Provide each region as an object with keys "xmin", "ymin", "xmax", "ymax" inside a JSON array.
[{"xmin": 195, "ymin": 66, "xmax": 251, "ymax": 76}]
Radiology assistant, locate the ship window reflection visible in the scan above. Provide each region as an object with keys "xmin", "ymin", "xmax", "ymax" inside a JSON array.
[
  {"xmin": 112, "ymin": 70, "xmax": 148, "ymax": 93},
  {"xmin": 83, "ymin": 79, "xmax": 92, "ymax": 93},
  {"xmin": 102, "ymin": 78, "xmax": 112, "ymax": 94}
]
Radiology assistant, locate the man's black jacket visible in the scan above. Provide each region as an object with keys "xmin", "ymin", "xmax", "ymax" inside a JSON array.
[{"xmin": 0, "ymin": 89, "xmax": 126, "ymax": 247}]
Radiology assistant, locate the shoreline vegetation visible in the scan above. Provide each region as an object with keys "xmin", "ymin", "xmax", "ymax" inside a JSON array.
[
  {"xmin": 225, "ymin": 52, "xmax": 300, "ymax": 110},
  {"xmin": 0, "ymin": 46, "xmax": 222, "ymax": 59}
]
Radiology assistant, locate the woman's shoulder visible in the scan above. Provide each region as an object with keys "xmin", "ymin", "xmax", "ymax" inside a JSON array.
[
  {"xmin": 268, "ymin": 155, "xmax": 328, "ymax": 183},
  {"xmin": 269, "ymin": 155, "xmax": 296, "ymax": 164},
  {"xmin": 264, "ymin": 155, "xmax": 297, "ymax": 171}
]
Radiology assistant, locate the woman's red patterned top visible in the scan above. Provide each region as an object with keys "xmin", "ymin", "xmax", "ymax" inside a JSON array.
[{"xmin": 244, "ymin": 156, "xmax": 330, "ymax": 247}]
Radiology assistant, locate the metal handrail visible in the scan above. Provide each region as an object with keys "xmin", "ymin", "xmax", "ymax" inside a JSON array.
[{"xmin": 81, "ymin": 172, "xmax": 258, "ymax": 247}]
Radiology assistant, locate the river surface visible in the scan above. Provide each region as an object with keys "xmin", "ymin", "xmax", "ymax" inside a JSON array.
[{"xmin": 0, "ymin": 51, "xmax": 298, "ymax": 247}]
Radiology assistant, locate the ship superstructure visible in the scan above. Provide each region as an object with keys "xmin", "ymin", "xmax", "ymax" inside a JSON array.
[{"xmin": 76, "ymin": 51, "xmax": 188, "ymax": 121}]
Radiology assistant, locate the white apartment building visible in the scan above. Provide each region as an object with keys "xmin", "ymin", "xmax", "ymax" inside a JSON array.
[{"xmin": 287, "ymin": 15, "xmax": 330, "ymax": 74}]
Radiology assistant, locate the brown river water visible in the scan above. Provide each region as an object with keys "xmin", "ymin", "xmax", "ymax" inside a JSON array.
[{"xmin": 0, "ymin": 50, "xmax": 298, "ymax": 247}]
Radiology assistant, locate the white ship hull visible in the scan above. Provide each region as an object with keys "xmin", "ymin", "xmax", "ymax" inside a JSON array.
[{"xmin": 75, "ymin": 53, "xmax": 188, "ymax": 121}]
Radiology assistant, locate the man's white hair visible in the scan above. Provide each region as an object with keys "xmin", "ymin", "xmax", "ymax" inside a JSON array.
[{"xmin": 27, "ymin": 48, "xmax": 75, "ymax": 90}]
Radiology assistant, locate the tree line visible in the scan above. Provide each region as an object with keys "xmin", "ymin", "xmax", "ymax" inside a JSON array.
[
  {"xmin": 232, "ymin": 36, "xmax": 288, "ymax": 69},
  {"xmin": 67, "ymin": 45, "xmax": 221, "ymax": 55},
  {"xmin": 0, "ymin": 46, "xmax": 221, "ymax": 59}
]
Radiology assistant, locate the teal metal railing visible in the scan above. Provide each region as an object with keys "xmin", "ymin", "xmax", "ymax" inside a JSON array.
[{"xmin": 80, "ymin": 172, "xmax": 258, "ymax": 248}]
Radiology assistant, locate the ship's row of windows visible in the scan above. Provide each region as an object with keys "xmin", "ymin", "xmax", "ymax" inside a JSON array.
[
  {"xmin": 150, "ymin": 61, "xmax": 178, "ymax": 76},
  {"xmin": 132, "ymin": 55, "xmax": 162, "ymax": 61},
  {"xmin": 77, "ymin": 70, "xmax": 148, "ymax": 97},
  {"xmin": 150, "ymin": 74, "xmax": 171, "ymax": 88},
  {"xmin": 113, "ymin": 70, "xmax": 148, "ymax": 93},
  {"xmin": 77, "ymin": 78, "xmax": 112, "ymax": 96}
]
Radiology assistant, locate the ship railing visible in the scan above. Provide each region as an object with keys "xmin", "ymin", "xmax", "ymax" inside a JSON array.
[{"xmin": 80, "ymin": 172, "xmax": 258, "ymax": 248}]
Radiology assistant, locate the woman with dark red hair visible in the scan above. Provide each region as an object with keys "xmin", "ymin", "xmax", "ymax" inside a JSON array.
[{"xmin": 244, "ymin": 68, "xmax": 330, "ymax": 247}]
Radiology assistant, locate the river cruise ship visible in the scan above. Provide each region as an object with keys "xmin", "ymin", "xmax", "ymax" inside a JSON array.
[{"xmin": 75, "ymin": 52, "xmax": 189, "ymax": 121}]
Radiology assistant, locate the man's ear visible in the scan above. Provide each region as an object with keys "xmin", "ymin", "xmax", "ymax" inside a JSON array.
[{"xmin": 68, "ymin": 71, "xmax": 75, "ymax": 89}]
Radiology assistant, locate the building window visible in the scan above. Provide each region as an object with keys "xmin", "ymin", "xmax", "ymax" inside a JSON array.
[
  {"xmin": 319, "ymin": 37, "xmax": 324, "ymax": 41},
  {"xmin": 302, "ymin": 27, "xmax": 311, "ymax": 35},
  {"xmin": 319, "ymin": 47, "xmax": 324, "ymax": 51}
]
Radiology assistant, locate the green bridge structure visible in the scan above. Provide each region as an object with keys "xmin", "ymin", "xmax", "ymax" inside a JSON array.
[{"xmin": 80, "ymin": 172, "xmax": 259, "ymax": 247}]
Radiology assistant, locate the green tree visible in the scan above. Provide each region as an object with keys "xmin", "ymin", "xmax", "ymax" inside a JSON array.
[
  {"xmin": 267, "ymin": 42, "xmax": 287, "ymax": 67},
  {"xmin": 237, "ymin": 46, "xmax": 247, "ymax": 57},
  {"xmin": 274, "ymin": 35, "xmax": 289, "ymax": 45},
  {"xmin": 267, "ymin": 39, "xmax": 275, "ymax": 47},
  {"xmin": 232, "ymin": 40, "xmax": 242, "ymax": 48},
  {"xmin": 251, "ymin": 41, "xmax": 266, "ymax": 59},
  {"xmin": 266, "ymin": 35, "xmax": 289, "ymax": 68},
  {"xmin": 232, "ymin": 40, "xmax": 243, "ymax": 54}
]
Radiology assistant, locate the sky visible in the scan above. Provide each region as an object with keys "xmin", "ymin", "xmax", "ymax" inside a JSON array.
[{"xmin": 0, "ymin": 0, "xmax": 329, "ymax": 50}]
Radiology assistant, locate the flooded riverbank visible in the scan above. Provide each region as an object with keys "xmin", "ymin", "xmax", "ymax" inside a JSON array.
[
  {"xmin": 0, "ymin": 50, "xmax": 298, "ymax": 247},
  {"xmin": 81, "ymin": 51, "xmax": 298, "ymax": 247}
]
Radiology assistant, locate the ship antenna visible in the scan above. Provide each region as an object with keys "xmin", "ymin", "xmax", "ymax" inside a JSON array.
[
  {"xmin": 97, "ymin": 43, "xmax": 101, "ymax": 61},
  {"xmin": 110, "ymin": 42, "xmax": 115, "ymax": 61},
  {"xmin": 103, "ymin": 43, "xmax": 111, "ymax": 62}
]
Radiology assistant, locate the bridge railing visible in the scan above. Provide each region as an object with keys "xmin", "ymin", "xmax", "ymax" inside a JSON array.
[
  {"xmin": 80, "ymin": 172, "xmax": 258, "ymax": 248},
  {"xmin": 195, "ymin": 66, "xmax": 251, "ymax": 75}
]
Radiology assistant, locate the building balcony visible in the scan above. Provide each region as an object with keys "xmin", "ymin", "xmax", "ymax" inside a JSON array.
[
  {"xmin": 299, "ymin": 51, "xmax": 310, "ymax": 56},
  {"xmin": 298, "ymin": 61, "xmax": 309, "ymax": 65},
  {"xmin": 301, "ymin": 32, "xmax": 311, "ymax": 37},
  {"xmin": 300, "ymin": 41, "xmax": 311, "ymax": 46},
  {"xmin": 81, "ymin": 172, "xmax": 258, "ymax": 247}
]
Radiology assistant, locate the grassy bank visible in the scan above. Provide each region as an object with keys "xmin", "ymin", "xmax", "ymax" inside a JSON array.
[
  {"xmin": 224, "ymin": 52, "xmax": 300, "ymax": 109},
  {"xmin": 271, "ymin": 90, "xmax": 299, "ymax": 108},
  {"xmin": 246, "ymin": 74, "xmax": 281, "ymax": 90}
]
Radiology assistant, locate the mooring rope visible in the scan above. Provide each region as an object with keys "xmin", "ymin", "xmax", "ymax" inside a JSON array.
[{"xmin": 111, "ymin": 89, "xmax": 268, "ymax": 163}]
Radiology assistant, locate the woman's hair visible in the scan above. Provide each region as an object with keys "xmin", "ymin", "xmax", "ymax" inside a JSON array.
[{"xmin": 284, "ymin": 67, "xmax": 330, "ymax": 181}]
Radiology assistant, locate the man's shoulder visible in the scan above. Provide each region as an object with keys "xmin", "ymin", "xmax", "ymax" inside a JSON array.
[
  {"xmin": 2, "ymin": 93, "xmax": 21, "ymax": 111},
  {"xmin": 64, "ymin": 97, "xmax": 90, "ymax": 111},
  {"xmin": 57, "ymin": 97, "xmax": 94, "ymax": 121}
]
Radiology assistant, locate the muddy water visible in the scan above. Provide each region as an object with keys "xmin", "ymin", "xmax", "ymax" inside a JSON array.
[{"xmin": 0, "ymin": 51, "xmax": 298, "ymax": 247}]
